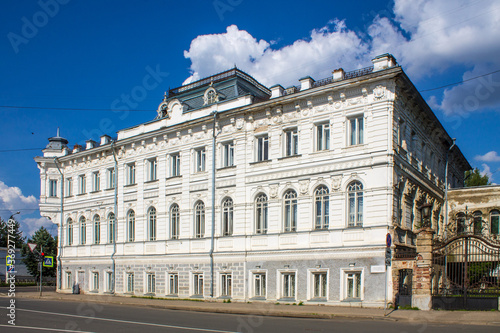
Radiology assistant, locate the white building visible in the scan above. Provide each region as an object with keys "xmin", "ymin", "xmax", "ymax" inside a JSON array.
[{"xmin": 35, "ymin": 54, "xmax": 470, "ymax": 307}]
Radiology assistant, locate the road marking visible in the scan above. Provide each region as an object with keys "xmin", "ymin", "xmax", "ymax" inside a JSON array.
[
  {"xmin": 0, "ymin": 324, "xmax": 94, "ymax": 332},
  {"xmin": 17, "ymin": 308, "xmax": 240, "ymax": 333}
]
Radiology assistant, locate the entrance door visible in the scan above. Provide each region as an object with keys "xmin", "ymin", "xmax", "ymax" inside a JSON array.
[{"xmin": 398, "ymin": 269, "xmax": 412, "ymax": 308}]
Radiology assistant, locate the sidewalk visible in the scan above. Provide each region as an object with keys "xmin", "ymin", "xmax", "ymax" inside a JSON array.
[{"xmin": 3, "ymin": 289, "xmax": 500, "ymax": 327}]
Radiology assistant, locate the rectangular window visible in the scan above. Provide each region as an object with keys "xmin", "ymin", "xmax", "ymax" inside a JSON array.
[
  {"xmin": 254, "ymin": 273, "xmax": 266, "ymax": 298},
  {"xmin": 316, "ymin": 123, "xmax": 330, "ymax": 151},
  {"xmin": 48, "ymin": 179, "xmax": 57, "ymax": 197},
  {"xmin": 282, "ymin": 272, "xmax": 296, "ymax": 298},
  {"xmin": 66, "ymin": 272, "xmax": 72, "ymax": 289},
  {"xmin": 345, "ymin": 272, "xmax": 362, "ymax": 299},
  {"xmin": 222, "ymin": 142, "xmax": 234, "ymax": 167},
  {"xmin": 78, "ymin": 175, "xmax": 86, "ymax": 194},
  {"xmin": 170, "ymin": 153, "xmax": 181, "ymax": 177},
  {"xmin": 195, "ymin": 148, "xmax": 206, "ymax": 172},
  {"xmin": 147, "ymin": 158, "xmax": 157, "ymax": 181},
  {"xmin": 126, "ymin": 163, "xmax": 136, "ymax": 185},
  {"xmin": 92, "ymin": 272, "xmax": 99, "ymax": 291},
  {"xmin": 107, "ymin": 168, "xmax": 115, "ymax": 189},
  {"xmin": 106, "ymin": 272, "xmax": 113, "ymax": 292},
  {"xmin": 193, "ymin": 273, "xmax": 204, "ymax": 296},
  {"xmin": 220, "ymin": 273, "xmax": 232, "ymax": 297},
  {"xmin": 65, "ymin": 178, "xmax": 73, "ymax": 197},
  {"xmin": 169, "ymin": 273, "xmax": 179, "ymax": 295},
  {"xmin": 349, "ymin": 116, "xmax": 364, "ymax": 146},
  {"xmin": 126, "ymin": 273, "xmax": 134, "ymax": 293},
  {"xmin": 146, "ymin": 273, "xmax": 156, "ymax": 294},
  {"xmin": 256, "ymin": 136, "xmax": 269, "ymax": 162},
  {"xmin": 92, "ymin": 172, "xmax": 100, "ymax": 192},
  {"xmin": 313, "ymin": 272, "xmax": 327, "ymax": 298},
  {"xmin": 284, "ymin": 128, "xmax": 298, "ymax": 156}
]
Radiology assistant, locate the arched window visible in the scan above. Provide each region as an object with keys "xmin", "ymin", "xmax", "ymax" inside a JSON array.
[
  {"xmin": 93, "ymin": 215, "xmax": 100, "ymax": 244},
  {"xmin": 194, "ymin": 201, "xmax": 205, "ymax": 238},
  {"xmin": 222, "ymin": 198, "xmax": 233, "ymax": 236},
  {"xmin": 127, "ymin": 210, "xmax": 135, "ymax": 242},
  {"xmin": 255, "ymin": 194, "xmax": 268, "ymax": 234},
  {"xmin": 67, "ymin": 218, "xmax": 73, "ymax": 246},
  {"xmin": 347, "ymin": 181, "xmax": 363, "ymax": 228},
  {"xmin": 79, "ymin": 216, "xmax": 86, "ymax": 245},
  {"xmin": 314, "ymin": 186, "xmax": 329, "ymax": 230},
  {"xmin": 456, "ymin": 212, "xmax": 466, "ymax": 234},
  {"xmin": 148, "ymin": 207, "xmax": 157, "ymax": 241},
  {"xmin": 108, "ymin": 212, "xmax": 116, "ymax": 243},
  {"xmin": 170, "ymin": 204, "xmax": 180, "ymax": 239},
  {"xmin": 283, "ymin": 190, "xmax": 297, "ymax": 232},
  {"xmin": 473, "ymin": 211, "xmax": 482, "ymax": 235},
  {"xmin": 490, "ymin": 210, "xmax": 499, "ymax": 235}
]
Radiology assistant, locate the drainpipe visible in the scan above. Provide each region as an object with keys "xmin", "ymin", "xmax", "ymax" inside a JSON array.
[
  {"xmin": 444, "ymin": 138, "xmax": 456, "ymax": 239},
  {"xmin": 110, "ymin": 141, "xmax": 118, "ymax": 293},
  {"xmin": 53, "ymin": 157, "xmax": 64, "ymax": 291},
  {"xmin": 210, "ymin": 111, "xmax": 218, "ymax": 298}
]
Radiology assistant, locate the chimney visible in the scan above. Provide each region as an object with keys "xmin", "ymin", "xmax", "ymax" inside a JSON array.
[
  {"xmin": 73, "ymin": 144, "xmax": 82, "ymax": 153},
  {"xmin": 299, "ymin": 76, "xmax": 315, "ymax": 90},
  {"xmin": 85, "ymin": 140, "xmax": 97, "ymax": 150},
  {"xmin": 100, "ymin": 135, "xmax": 112, "ymax": 145},
  {"xmin": 372, "ymin": 54, "xmax": 397, "ymax": 71},
  {"xmin": 270, "ymin": 84, "xmax": 284, "ymax": 98},
  {"xmin": 332, "ymin": 68, "xmax": 345, "ymax": 81}
]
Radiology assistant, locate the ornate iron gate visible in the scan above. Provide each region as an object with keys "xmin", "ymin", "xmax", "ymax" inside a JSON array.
[
  {"xmin": 398, "ymin": 269, "xmax": 412, "ymax": 308},
  {"xmin": 432, "ymin": 235, "xmax": 500, "ymax": 310}
]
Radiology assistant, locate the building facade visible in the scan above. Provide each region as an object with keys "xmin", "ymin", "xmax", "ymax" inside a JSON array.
[{"xmin": 35, "ymin": 54, "xmax": 470, "ymax": 307}]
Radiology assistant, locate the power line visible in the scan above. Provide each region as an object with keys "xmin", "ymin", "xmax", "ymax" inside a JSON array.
[
  {"xmin": 420, "ymin": 69, "xmax": 500, "ymax": 92},
  {"xmin": 0, "ymin": 148, "xmax": 44, "ymax": 153},
  {"xmin": 0, "ymin": 105, "xmax": 153, "ymax": 112}
]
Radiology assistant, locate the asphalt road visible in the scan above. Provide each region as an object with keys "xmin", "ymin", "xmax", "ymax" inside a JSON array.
[{"xmin": 0, "ymin": 298, "xmax": 498, "ymax": 333}]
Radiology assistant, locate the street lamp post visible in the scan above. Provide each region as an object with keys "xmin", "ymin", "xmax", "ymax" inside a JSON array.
[{"xmin": 419, "ymin": 203, "xmax": 432, "ymax": 228}]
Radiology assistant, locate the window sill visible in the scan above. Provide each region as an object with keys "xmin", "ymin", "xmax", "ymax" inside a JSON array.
[
  {"xmin": 344, "ymin": 144, "xmax": 366, "ymax": 150},
  {"xmin": 124, "ymin": 183, "xmax": 137, "ymax": 187},
  {"xmin": 76, "ymin": 193, "xmax": 86, "ymax": 196},
  {"xmin": 144, "ymin": 179, "xmax": 158, "ymax": 184},
  {"xmin": 277, "ymin": 297, "xmax": 296, "ymax": 302},
  {"xmin": 278, "ymin": 154, "xmax": 301, "ymax": 161},
  {"xmin": 166, "ymin": 175, "xmax": 182, "ymax": 180},
  {"xmin": 144, "ymin": 293, "xmax": 156, "ymax": 297},
  {"xmin": 90, "ymin": 190, "xmax": 101, "ymax": 194},
  {"xmin": 309, "ymin": 298, "xmax": 327, "ymax": 302},
  {"xmin": 342, "ymin": 298, "xmax": 362, "ymax": 302},
  {"xmin": 250, "ymin": 159, "xmax": 272, "ymax": 165},
  {"xmin": 105, "ymin": 187, "xmax": 115, "ymax": 191},
  {"xmin": 346, "ymin": 225, "xmax": 364, "ymax": 229},
  {"xmin": 250, "ymin": 296, "xmax": 266, "ymax": 301},
  {"xmin": 190, "ymin": 295, "xmax": 204, "ymax": 299},
  {"xmin": 313, "ymin": 227, "xmax": 329, "ymax": 231},
  {"xmin": 217, "ymin": 165, "xmax": 236, "ymax": 171}
]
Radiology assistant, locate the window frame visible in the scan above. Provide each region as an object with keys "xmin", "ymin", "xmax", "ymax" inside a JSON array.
[
  {"xmin": 348, "ymin": 116, "xmax": 364, "ymax": 146},
  {"xmin": 127, "ymin": 210, "xmax": 135, "ymax": 242},
  {"xmin": 170, "ymin": 153, "xmax": 181, "ymax": 177},
  {"xmin": 67, "ymin": 218, "xmax": 73, "ymax": 246},
  {"xmin": 220, "ymin": 272, "xmax": 232, "ymax": 297},
  {"xmin": 146, "ymin": 272, "xmax": 156, "ymax": 294},
  {"xmin": 284, "ymin": 128, "xmax": 298, "ymax": 157},
  {"xmin": 126, "ymin": 163, "xmax": 136, "ymax": 185},
  {"xmin": 194, "ymin": 201, "xmax": 205, "ymax": 238},
  {"xmin": 316, "ymin": 122, "xmax": 330, "ymax": 151},
  {"xmin": 168, "ymin": 272, "xmax": 179, "ymax": 295},
  {"xmin": 283, "ymin": 189, "xmax": 297, "ymax": 232},
  {"xmin": 195, "ymin": 148, "xmax": 206, "ymax": 172},
  {"xmin": 256, "ymin": 135, "xmax": 269, "ymax": 162},
  {"xmin": 79, "ymin": 216, "xmax": 86, "ymax": 245},
  {"xmin": 221, "ymin": 141, "xmax": 234, "ymax": 167},
  {"xmin": 48, "ymin": 179, "xmax": 57, "ymax": 197},
  {"xmin": 93, "ymin": 214, "xmax": 101, "ymax": 244},
  {"xmin": 92, "ymin": 171, "xmax": 100, "ymax": 192},
  {"xmin": 78, "ymin": 174, "xmax": 86, "ymax": 194},
  {"xmin": 65, "ymin": 177, "xmax": 73, "ymax": 197},
  {"xmin": 314, "ymin": 185, "xmax": 329, "ymax": 230},
  {"xmin": 192, "ymin": 272, "xmax": 204, "ymax": 296},
  {"xmin": 490, "ymin": 210, "xmax": 499, "ymax": 235},
  {"xmin": 126, "ymin": 272, "xmax": 134, "ymax": 293},
  {"xmin": 252, "ymin": 272, "xmax": 267, "ymax": 298},
  {"xmin": 170, "ymin": 204, "xmax": 180, "ymax": 239},
  {"xmin": 147, "ymin": 158, "xmax": 157, "ymax": 181},
  {"xmin": 347, "ymin": 181, "xmax": 364, "ymax": 228},
  {"xmin": 309, "ymin": 270, "xmax": 328, "ymax": 300},
  {"xmin": 108, "ymin": 212, "xmax": 116, "ymax": 243},
  {"xmin": 92, "ymin": 271, "xmax": 99, "ymax": 292},
  {"xmin": 255, "ymin": 193, "xmax": 268, "ymax": 234},
  {"xmin": 107, "ymin": 167, "xmax": 115, "ymax": 189},
  {"xmin": 342, "ymin": 269, "xmax": 363, "ymax": 301},
  {"xmin": 148, "ymin": 207, "xmax": 157, "ymax": 241},
  {"xmin": 279, "ymin": 271, "xmax": 297, "ymax": 299},
  {"xmin": 222, "ymin": 197, "xmax": 234, "ymax": 236}
]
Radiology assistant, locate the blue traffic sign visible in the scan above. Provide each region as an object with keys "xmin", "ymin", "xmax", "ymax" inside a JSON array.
[
  {"xmin": 43, "ymin": 256, "xmax": 54, "ymax": 267},
  {"xmin": 386, "ymin": 233, "xmax": 392, "ymax": 247}
]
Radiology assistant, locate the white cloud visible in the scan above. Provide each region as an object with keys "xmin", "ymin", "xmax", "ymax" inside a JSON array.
[
  {"xmin": 184, "ymin": 22, "xmax": 370, "ymax": 88},
  {"xmin": 475, "ymin": 151, "xmax": 500, "ymax": 162},
  {"xmin": 0, "ymin": 180, "xmax": 38, "ymax": 214},
  {"xmin": 481, "ymin": 163, "xmax": 493, "ymax": 180},
  {"xmin": 21, "ymin": 217, "xmax": 54, "ymax": 237},
  {"xmin": 182, "ymin": 0, "xmax": 500, "ymax": 116}
]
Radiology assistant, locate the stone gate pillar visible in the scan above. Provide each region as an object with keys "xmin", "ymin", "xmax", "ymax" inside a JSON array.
[{"xmin": 413, "ymin": 228, "xmax": 434, "ymax": 310}]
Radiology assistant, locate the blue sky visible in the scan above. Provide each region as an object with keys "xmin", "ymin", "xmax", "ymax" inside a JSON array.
[{"xmin": 1, "ymin": 0, "xmax": 499, "ymax": 236}]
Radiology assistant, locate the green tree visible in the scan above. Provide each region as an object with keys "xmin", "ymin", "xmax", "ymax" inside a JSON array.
[
  {"xmin": 0, "ymin": 217, "xmax": 25, "ymax": 248},
  {"xmin": 21, "ymin": 226, "xmax": 58, "ymax": 279},
  {"xmin": 464, "ymin": 168, "xmax": 491, "ymax": 187}
]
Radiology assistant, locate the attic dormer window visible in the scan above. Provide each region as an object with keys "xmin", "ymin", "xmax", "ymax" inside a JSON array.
[{"xmin": 204, "ymin": 87, "xmax": 219, "ymax": 105}]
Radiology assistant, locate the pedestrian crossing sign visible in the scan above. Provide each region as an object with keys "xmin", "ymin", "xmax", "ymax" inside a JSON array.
[{"xmin": 43, "ymin": 256, "xmax": 54, "ymax": 267}]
